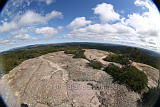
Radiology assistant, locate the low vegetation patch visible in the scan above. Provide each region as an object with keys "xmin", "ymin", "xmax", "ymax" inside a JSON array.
[
  {"xmin": 88, "ymin": 60, "xmax": 103, "ymax": 69},
  {"xmin": 104, "ymin": 64, "xmax": 148, "ymax": 92},
  {"xmin": 64, "ymin": 48, "xmax": 86, "ymax": 59},
  {"xmin": 103, "ymin": 54, "xmax": 130, "ymax": 65}
]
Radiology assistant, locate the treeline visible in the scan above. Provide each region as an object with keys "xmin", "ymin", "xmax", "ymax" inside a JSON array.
[
  {"xmin": 102, "ymin": 47, "xmax": 160, "ymax": 70},
  {"xmin": 125, "ymin": 47, "xmax": 160, "ymax": 70},
  {"xmin": 1, "ymin": 43, "xmax": 160, "ymax": 74},
  {"xmin": 1, "ymin": 46, "xmax": 85, "ymax": 74}
]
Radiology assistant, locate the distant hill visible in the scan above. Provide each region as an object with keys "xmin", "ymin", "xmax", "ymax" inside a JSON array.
[
  {"xmin": 2, "ymin": 42, "xmax": 160, "ymax": 57},
  {"xmin": 1, "ymin": 42, "xmax": 160, "ymax": 71}
]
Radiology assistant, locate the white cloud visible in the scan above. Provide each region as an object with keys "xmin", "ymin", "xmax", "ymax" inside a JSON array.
[
  {"xmin": 0, "ymin": 22, "xmax": 18, "ymax": 33},
  {"xmin": 19, "ymin": 11, "xmax": 47, "ymax": 25},
  {"xmin": 126, "ymin": 13, "xmax": 159, "ymax": 38},
  {"xmin": 93, "ymin": 3, "xmax": 120, "ymax": 23},
  {"xmin": 134, "ymin": 0, "xmax": 150, "ymax": 9},
  {"xmin": 67, "ymin": 17, "xmax": 92, "ymax": 29},
  {"xmin": 0, "ymin": 38, "xmax": 10, "ymax": 44},
  {"xmin": 45, "ymin": 10, "xmax": 63, "ymax": 21},
  {"xmin": 35, "ymin": 27, "xmax": 58, "ymax": 38},
  {"xmin": 0, "ymin": 37, "xmax": 15, "ymax": 46},
  {"xmin": 1, "ymin": 0, "xmax": 32, "ymax": 18},
  {"xmin": 135, "ymin": 0, "xmax": 146, "ymax": 6},
  {"xmin": 19, "ymin": 10, "xmax": 62, "ymax": 25},
  {"xmin": 64, "ymin": 0, "xmax": 160, "ymax": 50},
  {"xmin": 125, "ymin": 0, "xmax": 160, "ymax": 45},
  {"xmin": 0, "ymin": 0, "xmax": 54, "ymax": 23},
  {"xmin": 0, "ymin": 10, "xmax": 63, "ymax": 33},
  {"xmin": 38, "ymin": 0, "xmax": 55, "ymax": 5},
  {"xmin": 10, "ymin": 28, "xmax": 32, "ymax": 35},
  {"xmin": 15, "ymin": 34, "xmax": 36, "ymax": 40},
  {"xmin": 57, "ymin": 26, "xmax": 64, "ymax": 30},
  {"xmin": 65, "ymin": 23, "xmax": 138, "ymax": 42}
]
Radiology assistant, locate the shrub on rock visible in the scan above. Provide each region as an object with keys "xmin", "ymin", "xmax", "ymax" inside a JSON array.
[
  {"xmin": 104, "ymin": 64, "xmax": 148, "ymax": 92},
  {"xmin": 89, "ymin": 60, "xmax": 103, "ymax": 70}
]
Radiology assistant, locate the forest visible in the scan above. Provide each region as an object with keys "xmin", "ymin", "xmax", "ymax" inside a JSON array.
[{"xmin": 1, "ymin": 42, "xmax": 160, "ymax": 74}]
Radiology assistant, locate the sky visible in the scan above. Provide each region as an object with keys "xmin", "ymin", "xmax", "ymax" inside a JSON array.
[{"xmin": 0, "ymin": 0, "xmax": 160, "ymax": 52}]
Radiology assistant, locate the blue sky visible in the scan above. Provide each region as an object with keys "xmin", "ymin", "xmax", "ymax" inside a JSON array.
[{"xmin": 0, "ymin": 0, "xmax": 160, "ymax": 52}]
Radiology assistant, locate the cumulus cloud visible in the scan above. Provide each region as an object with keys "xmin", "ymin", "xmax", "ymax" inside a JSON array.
[
  {"xmin": 126, "ymin": 0, "xmax": 160, "ymax": 45},
  {"xmin": 35, "ymin": 27, "xmax": 59, "ymax": 38},
  {"xmin": 67, "ymin": 17, "xmax": 92, "ymax": 29},
  {"xmin": 15, "ymin": 34, "xmax": 36, "ymax": 40},
  {"xmin": 93, "ymin": 3, "xmax": 120, "ymax": 23},
  {"xmin": 66, "ymin": 23, "xmax": 138, "ymax": 41},
  {"xmin": 0, "ymin": 22, "xmax": 18, "ymax": 33},
  {"xmin": 64, "ymin": 0, "xmax": 160, "ymax": 49},
  {"xmin": 0, "ymin": 10, "xmax": 63, "ymax": 33},
  {"xmin": 126, "ymin": 13, "xmax": 159, "ymax": 37}
]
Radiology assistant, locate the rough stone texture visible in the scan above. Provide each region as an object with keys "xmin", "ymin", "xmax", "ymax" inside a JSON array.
[
  {"xmin": 0, "ymin": 49, "xmax": 159, "ymax": 107},
  {"xmin": 35, "ymin": 103, "xmax": 49, "ymax": 107},
  {"xmin": 84, "ymin": 49, "xmax": 122, "ymax": 68}
]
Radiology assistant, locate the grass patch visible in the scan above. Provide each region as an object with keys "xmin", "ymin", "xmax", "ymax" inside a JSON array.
[
  {"xmin": 103, "ymin": 54, "xmax": 130, "ymax": 65},
  {"xmin": 104, "ymin": 64, "xmax": 148, "ymax": 92},
  {"xmin": 88, "ymin": 60, "xmax": 103, "ymax": 69}
]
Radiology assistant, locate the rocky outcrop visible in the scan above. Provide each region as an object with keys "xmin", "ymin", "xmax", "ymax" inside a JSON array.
[
  {"xmin": 132, "ymin": 62, "xmax": 159, "ymax": 89},
  {"xmin": 0, "ymin": 49, "xmax": 159, "ymax": 107}
]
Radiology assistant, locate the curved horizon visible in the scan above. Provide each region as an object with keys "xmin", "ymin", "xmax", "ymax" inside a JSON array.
[{"xmin": 0, "ymin": 0, "xmax": 160, "ymax": 53}]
